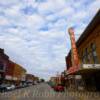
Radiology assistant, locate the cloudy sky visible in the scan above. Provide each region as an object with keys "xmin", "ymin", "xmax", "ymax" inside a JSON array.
[{"xmin": 0, "ymin": 0, "xmax": 99, "ymax": 80}]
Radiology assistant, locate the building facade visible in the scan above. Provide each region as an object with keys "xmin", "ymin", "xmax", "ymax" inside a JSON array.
[
  {"xmin": 26, "ymin": 74, "xmax": 35, "ymax": 84},
  {"xmin": 4, "ymin": 61, "xmax": 26, "ymax": 85},
  {"xmin": 5, "ymin": 61, "xmax": 15, "ymax": 83},
  {"xmin": 0, "ymin": 49, "xmax": 9, "ymax": 84},
  {"xmin": 13, "ymin": 63, "xmax": 26, "ymax": 85},
  {"xmin": 50, "ymin": 77, "xmax": 58, "ymax": 86},
  {"xmin": 0, "ymin": 48, "xmax": 40, "ymax": 86},
  {"xmin": 66, "ymin": 10, "xmax": 100, "ymax": 91}
]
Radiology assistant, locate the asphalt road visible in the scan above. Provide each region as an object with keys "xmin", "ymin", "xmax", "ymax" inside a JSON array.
[{"xmin": 0, "ymin": 83, "xmax": 77, "ymax": 100}]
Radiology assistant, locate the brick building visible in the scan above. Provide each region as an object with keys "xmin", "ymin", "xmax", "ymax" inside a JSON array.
[
  {"xmin": 26, "ymin": 74, "xmax": 35, "ymax": 84},
  {"xmin": 0, "ymin": 49, "xmax": 9, "ymax": 84},
  {"xmin": 66, "ymin": 10, "xmax": 100, "ymax": 91},
  {"xmin": 5, "ymin": 61, "xmax": 15, "ymax": 82},
  {"xmin": 4, "ymin": 61, "xmax": 26, "ymax": 85},
  {"xmin": 0, "ymin": 48, "xmax": 27, "ymax": 85},
  {"xmin": 13, "ymin": 63, "xmax": 26, "ymax": 82}
]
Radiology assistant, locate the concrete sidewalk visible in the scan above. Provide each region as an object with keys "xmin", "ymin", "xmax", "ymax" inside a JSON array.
[{"xmin": 65, "ymin": 91, "xmax": 100, "ymax": 100}]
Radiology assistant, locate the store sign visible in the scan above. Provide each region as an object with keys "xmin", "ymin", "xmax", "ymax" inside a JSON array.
[
  {"xmin": 68, "ymin": 75, "xmax": 74, "ymax": 79},
  {"xmin": 68, "ymin": 28, "xmax": 80, "ymax": 70},
  {"xmin": 75, "ymin": 75, "xmax": 82, "ymax": 79},
  {"xmin": 13, "ymin": 77, "xmax": 18, "ymax": 80},
  {"xmin": 83, "ymin": 64, "xmax": 100, "ymax": 69},
  {"xmin": 5, "ymin": 75, "xmax": 12, "ymax": 80}
]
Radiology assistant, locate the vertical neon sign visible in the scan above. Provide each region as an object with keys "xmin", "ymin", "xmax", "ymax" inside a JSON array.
[{"xmin": 68, "ymin": 27, "xmax": 80, "ymax": 71}]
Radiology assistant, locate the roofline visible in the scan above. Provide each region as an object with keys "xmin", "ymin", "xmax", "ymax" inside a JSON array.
[
  {"xmin": 66, "ymin": 10, "xmax": 100, "ymax": 57},
  {"xmin": 76, "ymin": 9, "xmax": 100, "ymax": 47}
]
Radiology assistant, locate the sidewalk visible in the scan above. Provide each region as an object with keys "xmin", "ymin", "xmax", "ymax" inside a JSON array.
[
  {"xmin": 77, "ymin": 92, "xmax": 100, "ymax": 100},
  {"xmin": 65, "ymin": 90, "xmax": 100, "ymax": 100}
]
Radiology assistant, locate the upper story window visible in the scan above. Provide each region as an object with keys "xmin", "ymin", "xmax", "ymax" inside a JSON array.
[
  {"xmin": 82, "ymin": 48, "xmax": 91, "ymax": 64},
  {"xmin": 82, "ymin": 52, "xmax": 86, "ymax": 64},
  {"xmin": 0, "ymin": 61, "xmax": 4, "ymax": 71},
  {"xmin": 85, "ymin": 48, "xmax": 92, "ymax": 63},
  {"xmin": 91, "ymin": 43, "xmax": 99, "ymax": 64},
  {"xmin": 85, "ymin": 48, "xmax": 88, "ymax": 63}
]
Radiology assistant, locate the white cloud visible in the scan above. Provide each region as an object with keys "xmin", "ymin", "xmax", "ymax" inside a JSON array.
[
  {"xmin": 38, "ymin": 0, "xmax": 67, "ymax": 15},
  {"xmin": 0, "ymin": 0, "xmax": 99, "ymax": 80},
  {"xmin": 5, "ymin": 5, "xmax": 20, "ymax": 16},
  {"xmin": 0, "ymin": 0, "xmax": 19, "ymax": 5},
  {"xmin": 0, "ymin": 16, "xmax": 9, "ymax": 25},
  {"xmin": 26, "ymin": 14, "xmax": 46, "ymax": 30}
]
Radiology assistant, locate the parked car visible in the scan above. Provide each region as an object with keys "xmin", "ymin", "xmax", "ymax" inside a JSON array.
[
  {"xmin": 32, "ymin": 82, "xmax": 36, "ymax": 85},
  {"xmin": 16, "ymin": 83, "xmax": 28, "ymax": 89},
  {"xmin": 6, "ymin": 84, "xmax": 15, "ymax": 91},
  {"xmin": 0, "ymin": 84, "xmax": 8, "ymax": 92},
  {"xmin": 34, "ymin": 81, "xmax": 38, "ymax": 85},
  {"xmin": 53, "ymin": 84, "xmax": 65, "ymax": 92},
  {"xmin": 16, "ymin": 85, "xmax": 22, "ymax": 89},
  {"xmin": 22, "ymin": 84, "xmax": 29, "ymax": 88}
]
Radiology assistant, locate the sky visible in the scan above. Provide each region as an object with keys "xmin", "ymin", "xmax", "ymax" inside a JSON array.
[{"xmin": 0, "ymin": 0, "xmax": 99, "ymax": 80}]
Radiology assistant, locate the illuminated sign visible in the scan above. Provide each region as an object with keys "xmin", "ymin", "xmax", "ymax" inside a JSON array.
[{"xmin": 67, "ymin": 27, "xmax": 80, "ymax": 74}]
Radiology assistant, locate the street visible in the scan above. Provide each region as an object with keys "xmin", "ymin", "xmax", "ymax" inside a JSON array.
[{"xmin": 0, "ymin": 83, "xmax": 77, "ymax": 100}]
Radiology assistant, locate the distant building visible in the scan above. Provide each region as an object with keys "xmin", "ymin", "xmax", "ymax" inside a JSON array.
[
  {"xmin": 0, "ymin": 48, "xmax": 27, "ymax": 85},
  {"xmin": 34, "ymin": 76, "xmax": 39, "ymax": 82},
  {"xmin": 0, "ymin": 48, "xmax": 40, "ymax": 86},
  {"xmin": 0, "ymin": 48, "xmax": 9, "ymax": 84},
  {"xmin": 50, "ymin": 77, "xmax": 56, "ymax": 82},
  {"xmin": 50, "ymin": 77, "xmax": 57, "ymax": 85},
  {"xmin": 66, "ymin": 10, "xmax": 100, "ymax": 91},
  {"xmin": 13, "ymin": 63, "xmax": 26, "ymax": 82},
  {"xmin": 5, "ymin": 61, "xmax": 27, "ymax": 85},
  {"xmin": 50, "ymin": 76, "xmax": 62, "ymax": 85},
  {"xmin": 5, "ymin": 61, "xmax": 15, "ymax": 82},
  {"xmin": 26, "ymin": 74, "xmax": 35, "ymax": 83}
]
